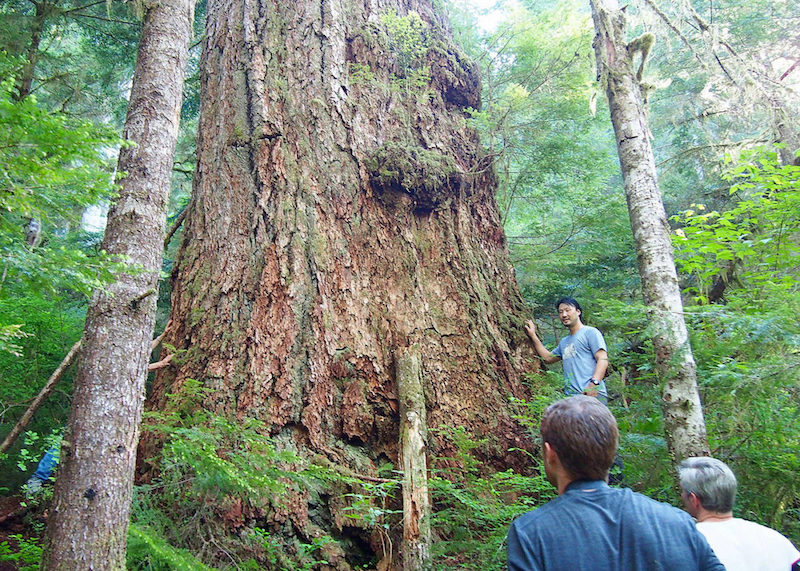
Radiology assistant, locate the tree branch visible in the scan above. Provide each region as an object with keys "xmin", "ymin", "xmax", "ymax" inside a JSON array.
[
  {"xmin": 640, "ymin": 0, "xmax": 707, "ymax": 70},
  {"xmin": 62, "ymin": 0, "xmax": 106, "ymax": 15},
  {"xmin": 0, "ymin": 321, "xmax": 173, "ymax": 455},
  {"xmin": 70, "ymin": 12, "xmax": 138, "ymax": 25},
  {"xmin": 0, "ymin": 340, "xmax": 81, "ymax": 455},
  {"xmin": 164, "ymin": 207, "xmax": 187, "ymax": 249},
  {"xmin": 779, "ymin": 57, "xmax": 800, "ymax": 82}
]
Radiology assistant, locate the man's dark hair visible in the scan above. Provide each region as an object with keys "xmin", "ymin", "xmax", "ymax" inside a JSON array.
[
  {"xmin": 540, "ymin": 396, "xmax": 618, "ymax": 481},
  {"xmin": 555, "ymin": 297, "xmax": 582, "ymax": 313}
]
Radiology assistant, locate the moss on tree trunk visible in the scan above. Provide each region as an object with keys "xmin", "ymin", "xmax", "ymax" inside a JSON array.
[{"xmin": 146, "ymin": 1, "xmax": 536, "ymax": 567}]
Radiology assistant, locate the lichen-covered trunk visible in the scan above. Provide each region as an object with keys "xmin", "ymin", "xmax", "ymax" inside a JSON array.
[
  {"xmin": 42, "ymin": 0, "xmax": 195, "ymax": 568},
  {"xmin": 147, "ymin": 0, "xmax": 534, "ymax": 567},
  {"xmin": 589, "ymin": 0, "xmax": 710, "ymax": 462}
]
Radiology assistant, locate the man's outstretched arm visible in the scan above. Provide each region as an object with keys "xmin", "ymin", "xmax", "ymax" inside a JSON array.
[{"xmin": 524, "ymin": 320, "xmax": 561, "ymax": 364}]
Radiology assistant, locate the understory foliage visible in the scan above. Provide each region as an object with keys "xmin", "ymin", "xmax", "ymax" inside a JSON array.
[
  {"xmin": 125, "ymin": 380, "xmax": 560, "ymax": 570},
  {"xmin": 0, "ymin": 54, "xmax": 124, "ymax": 307},
  {"xmin": 131, "ymin": 379, "xmax": 332, "ymax": 570},
  {"xmin": 673, "ymin": 147, "xmax": 800, "ymax": 305},
  {"xmin": 690, "ymin": 303, "xmax": 799, "ymax": 537},
  {"xmin": 0, "ymin": 293, "xmax": 84, "ymax": 485},
  {"xmin": 0, "ymin": 51, "xmax": 124, "ymax": 485},
  {"xmin": 586, "ymin": 147, "xmax": 800, "ymax": 541},
  {"xmin": 0, "ymin": 533, "xmax": 42, "ymax": 571},
  {"xmin": 672, "ymin": 147, "xmax": 800, "ymax": 539},
  {"xmin": 454, "ymin": 0, "xmax": 799, "ymax": 547},
  {"xmin": 426, "ymin": 375, "xmax": 560, "ymax": 570}
]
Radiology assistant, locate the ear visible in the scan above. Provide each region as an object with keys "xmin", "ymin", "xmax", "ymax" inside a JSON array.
[
  {"xmin": 683, "ymin": 491, "xmax": 702, "ymax": 515},
  {"xmin": 543, "ymin": 442, "xmax": 558, "ymax": 464}
]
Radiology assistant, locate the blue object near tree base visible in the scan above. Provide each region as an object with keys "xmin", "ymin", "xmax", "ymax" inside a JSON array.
[
  {"xmin": 32, "ymin": 446, "xmax": 59, "ymax": 481},
  {"xmin": 23, "ymin": 446, "xmax": 59, "ymax": 496}
]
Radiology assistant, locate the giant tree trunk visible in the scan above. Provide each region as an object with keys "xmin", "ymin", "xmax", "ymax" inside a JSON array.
[
  {"xmin": 42, "ymin": 0, "xmax": 195, "ymax": 568},
  {"xmin": 590, "ymin": 0, "xmax": 710, "ymax": 461},
  {"xmin": 147, "ymin": 0, "xmax": 534, "ymax": 567}
]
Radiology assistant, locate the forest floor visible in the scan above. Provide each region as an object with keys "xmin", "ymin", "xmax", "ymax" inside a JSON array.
[
  {"xmin": 0, "ymin": 495, "xmax": 26, "ymax": 533},
  {"xmin": 0, "ymin": 495, "xmax": 40, "ymax": 570}
]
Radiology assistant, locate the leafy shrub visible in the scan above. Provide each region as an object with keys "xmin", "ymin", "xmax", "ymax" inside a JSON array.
[
  {"xmin": 672, "ymin": 146, "xmax": 800, "ymax": 305},
  {"xmin": 0, "ymin": 294, "xmax": 84, "ymax": 487},
  {"xmin": 130, "ymin": 379, "xmax": 332, "ymax": 569},
  {"xmin": 0, "ymin": 534, "xmax": 42, "ymax": 571}
]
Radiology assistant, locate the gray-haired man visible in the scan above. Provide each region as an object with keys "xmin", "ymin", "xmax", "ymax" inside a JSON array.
[{"xmin": 678, "ymin": 456, "xmax": 800, "ymax": 571}]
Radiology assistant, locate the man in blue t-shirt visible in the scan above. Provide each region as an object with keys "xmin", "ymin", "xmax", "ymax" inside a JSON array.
[
  {"xmin": 524, "ymin": 297, "xmax": 609, "ymax": 401},
  {"xmin": 507, "ymin": 396, "xmax": 724, "ymax": 571}
]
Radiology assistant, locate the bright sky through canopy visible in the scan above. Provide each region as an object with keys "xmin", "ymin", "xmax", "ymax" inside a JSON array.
[{"xmin": 466, "ymin": 0, "xmax": 517, "ymax": 32}]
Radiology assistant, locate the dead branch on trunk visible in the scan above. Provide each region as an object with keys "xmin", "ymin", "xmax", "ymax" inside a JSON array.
[
  {"xmin": 164, "ymin": 207, "xmax": 187, "ymax": 250},
  {"xmin": 396, "ymin": 346, "xmax": 431, "ymax": 571},
  {"xmin": 0, "ymin": 340, "xmax": 81, "ymax": 455},
  {"xmin": 0, "ymin": 321, "xmax": 173, "ymax": 455}
]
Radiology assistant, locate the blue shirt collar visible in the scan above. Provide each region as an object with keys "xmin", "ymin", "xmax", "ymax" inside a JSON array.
[{"xmin": 565, "ymin": 479, "xmax": 609, "ymax": 493}]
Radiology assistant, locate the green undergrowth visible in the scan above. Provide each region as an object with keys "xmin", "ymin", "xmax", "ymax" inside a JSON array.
[
  {"xmin": 0, "ymin": 293, "xmax": 85, "ymax": 488},
  {"xmin": 424, "ymin": 419, "xmax": 554, "ymax": 570},
  {"xmin": 130, "ymin": 379, "xmax": 331, "ymax": 570},
  {"xmin": 127, "ymin": 524, "xmax": 214, "ymax": 571},
  {"xmin": 13, "ymin": 347, "xmax": 795, "ymax": 569},
  {"xmin": 124, "ymin": 379, "xmax": 557, "ymax": 570},
  {"xmin": 428, "ymin": 468, "xmax": 552, "ymax": 569},
  {"xmin": 0, "ymin": 534, "xmax": 42, "ymax": 571}
]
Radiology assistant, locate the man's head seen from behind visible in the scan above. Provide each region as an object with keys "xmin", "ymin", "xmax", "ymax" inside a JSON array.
[
  {"xmin": 541, "ymin": 395, "xmax": 618, "ymax": 484},
  {"xmin": 677, "ymin": 457, "xmax": 737, "ymax": 518}
]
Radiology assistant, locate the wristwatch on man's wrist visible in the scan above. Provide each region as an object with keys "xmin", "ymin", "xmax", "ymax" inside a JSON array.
[{"xmin": 588, "ymin": 378, "xmax": 601, "ymax": 386}]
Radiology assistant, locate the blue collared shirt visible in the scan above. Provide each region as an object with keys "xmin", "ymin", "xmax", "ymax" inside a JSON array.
[{"xmin": 507, "ymin": 480, "xmax": 724, "ymax": 570}]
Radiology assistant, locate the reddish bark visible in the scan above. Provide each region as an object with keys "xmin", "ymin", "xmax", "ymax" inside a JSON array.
[{"xmin": 146, "ymin": 0, "xmax": 536, "ymax": 566}]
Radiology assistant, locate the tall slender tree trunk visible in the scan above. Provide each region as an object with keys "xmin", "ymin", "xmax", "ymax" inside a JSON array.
[
  {"xmin": 42, "ymin": 0, "xmax": 196, "ymax": 568},
  {"xmin": 15, "ymin": 0, "xmax": 50, "ymax": 101},
  {"xmin": 146, "ymin": 0, "xmax": 534, "ymax": 567},
  {"xmin": 589, "ymin": 0, "xmax": 710, "ymax": 461}
]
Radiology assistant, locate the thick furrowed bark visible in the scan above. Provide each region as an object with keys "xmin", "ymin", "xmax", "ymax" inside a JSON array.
[{"xmin": 147, "ymin": 1, "xmax": 536, "ymax": 566}]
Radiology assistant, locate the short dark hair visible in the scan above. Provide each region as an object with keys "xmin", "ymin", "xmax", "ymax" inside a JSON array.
[
  {"xmin": 677, "ymin": 457, "xmax": 737, "ymax": 513},
  {"xmin": 540, "ymin": 396, "xmax": 618, "ymax": 481},
  {"xmin": 555, "ymin": 297, "xmax": 582, "ymax": 313}
]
